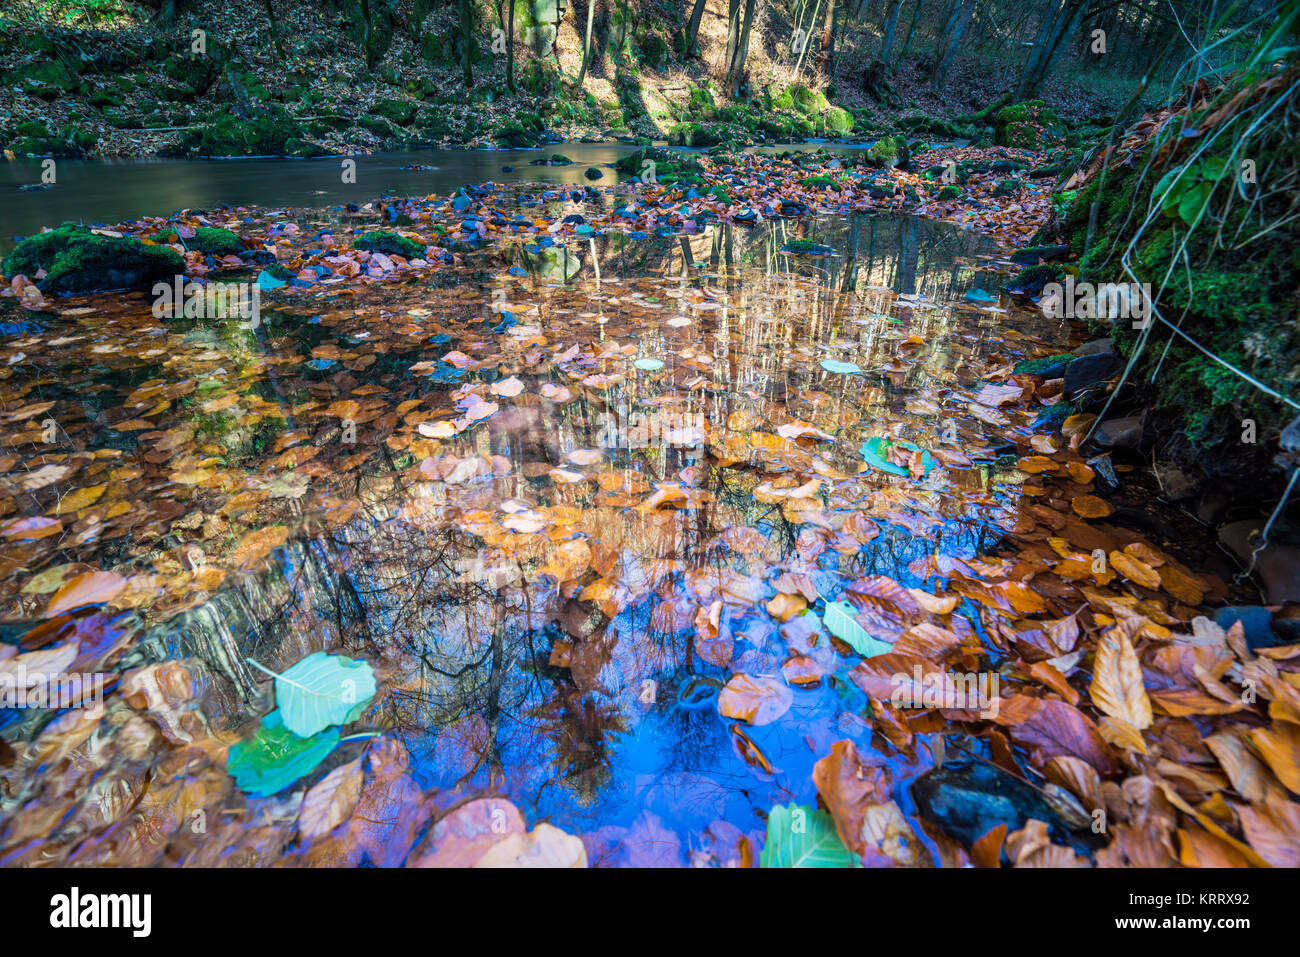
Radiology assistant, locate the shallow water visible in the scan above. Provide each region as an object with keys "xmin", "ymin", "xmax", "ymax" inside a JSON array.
[
  {"xmin": 0, "ymin": 181, "xmax": 1077, "ymax": 865},
  {"xmin": 0, "ymin": 140, "xmax": 889, "ymax": 252}
]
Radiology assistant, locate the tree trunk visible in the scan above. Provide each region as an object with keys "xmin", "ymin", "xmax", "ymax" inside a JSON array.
[
  {"xmin": 880, "ymin": 0, "xmax": 905, "ymax": 61},
  {"xmin": 506, "ymin": 0, "xmax": 516, "ymax": 91},
  {"xmin": 262, "ymin": 0, "xmax": 286, "ymax": 58},
  {"xmin": 577, "ymin": 0, "xmax": 596, "ymax": 83},
  {"xmin": 898, "ymin": 0, "xmax": 924, "ymax": 64},
  {"xmin": 817, "ymin": 0, "xmax": 837, "ymax": 77},
  {"xmin": 459, "ymin": 0, "xmax": 474, "ymax": 87},
  {"xmin": 1015, "ymin": 0, "xmax": 1085, "ymax": 101},
  {"xmin": 685, "ymin": 0, "xmax": 708, "ymax": 56},
  {"xmin": 724, "ymin": 0, "xmax": 741, "ymax": 79},
  {"xmin": 728, "ymin": 0, "xmax": 758, "ymax": 96},
  {"xmin": 932, "ymin": 0, "xmax": 975, "ymax": 89}
]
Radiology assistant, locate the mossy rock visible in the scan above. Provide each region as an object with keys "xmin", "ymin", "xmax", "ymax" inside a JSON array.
[
  {"xmin": 786, "ymin": 84, "xmax": 830, "ymax": 117},
  {"xmin": 185, "ymin": 105, "xmax": 303, "ymax": 156},
  {"xmin": 992, "ymin": 178, "xmax": 1025, "ymax": 197},
  {"xmin": 1014, "ymin": 353, "xmax": 1075, "ymax": 378},
  {"xmin": 993, "ymin": 100, "xmax": 1062, "ymax": 149},
  {"xmin": 2, "ymin": 226, "xmax": 184, "ymax": 295},
  {"xmin": 15, "ymin": 120, "xmax": 50, "ymax": 138},
  {"xmin": 685, "ymin": 85, "xmax": 717, "ymax": 121},
  {"xmin": 4, "ymin": 59, "xmax": 77, "ymax": 94},
  {"xmin": 352, "ymin": 231, "xmax": 428, "ymax": 259},
  {"xmin": 1003, "ymin": 263, "xmax": 1065, "ymax": 296},
  {"xmin": 187, "ymin": 227, "xmax": 247, "ymax": 256},
  {"xmin": 936, "ymin": 184, "xmax": 963, "ymax": 200},
  {"xmin": 667, "ymin": 122, "xmax": 725, "ymax": 147},
  {"xmin": 800, "ymin": 175, "xmax": 840, "ymax": 190},
  {"xmin": 493, "ymin": 117, "xmax": 543, "ymax": 147},
  {"xmin": 823, "ymin": 106, "xmax": 853, "ymax": 136},
  {"xmin": 374, "ymin": 98, "xmax": 416, "ymax": 125},
  {"xmin": 866, "ymin": 134, "xmax": 909, "ymax": 170}
]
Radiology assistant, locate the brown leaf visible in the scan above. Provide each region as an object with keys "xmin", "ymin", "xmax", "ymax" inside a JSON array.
[{"xmin": 1090, "ymin": 626, "xmax": 1153, "ymax": 729}]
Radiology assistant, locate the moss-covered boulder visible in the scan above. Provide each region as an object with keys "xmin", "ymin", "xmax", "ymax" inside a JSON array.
[
  {"xmin": 374, "ymin": 98, "xmax": 416, "ymax": 125},
  {"xmin": 185, "ymin": 106, "xmax": 303, "ymax": 156},
  {"xmin": 866, "ymin": 134, "xmax": 909, "ymax": 170},
  {"xmin": 4, "ymin": 59, "xmax": 77, "ymax": 97},
  {"xmin": 188, "ymin": 227, "xmax": 247, "ymax": 256},
  {"xmin": 352, "ymin": 231, "xmax": 428, "ymax": 259},
  {"xmin": 993, "ymin": 101, "xmax": 1061, "ymax": 149},
  {"xmin": 2, "ymin": 226, "xmax": 185, "ymax": 295},
  {"xmin": 667, "ymin": 122, "xmax": 725, "ymax": 147},
  {"xmin": 822, "ymin": 106, "xmax": 853, "ymax": 136}
]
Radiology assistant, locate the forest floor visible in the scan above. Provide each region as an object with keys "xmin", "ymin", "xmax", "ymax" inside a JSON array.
[{"xmin": 0, "ymin": 0, "xmax": 1131, "ymax": 160}]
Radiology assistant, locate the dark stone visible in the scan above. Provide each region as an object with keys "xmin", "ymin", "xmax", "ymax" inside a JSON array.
[
  {"xmin": 1010, "ymin": 244, "xmax": 1071, "ymax": 266},
  {"xmin": 1063, "ymin": 351, "xmax": 1121, "ymax": 399},
  {"xmin": 1091, "ymin": 415, "xmax": 1143, "ymax": 449},
  {"xmin": 911, "ymin": 757, "xmax": 1099, "ymax": 858},
  {"xmin": 1215, "ymin": 606, "xmax": 1280, "ymax": 651}
]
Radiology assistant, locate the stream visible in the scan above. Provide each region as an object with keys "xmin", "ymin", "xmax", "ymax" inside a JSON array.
[{"xmin": 0, "ymin": 156, "xmax": 1085, "ymax": 867}]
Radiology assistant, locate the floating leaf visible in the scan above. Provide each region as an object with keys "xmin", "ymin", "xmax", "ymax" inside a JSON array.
[
  {"xmin": 820, "ymin": 358, "xmax": 862, "ymax": 374},
  {"xmin": 718, "ymin": 673, "xmax": 793, "ymax": 726},
  {"xmin": 263, "ymin": 652, "xmax": 377, "ymax": 738},
  {"xmin": 823, "ymin": 601, "xmax": 892, "ymax": 657},
  {"xmin": 227, "ymin": 711, "xmax": 339, "ymax": 797},
  {"xmin": 760, "ymin": 803, "xmax": 861, "ymax": 868}
]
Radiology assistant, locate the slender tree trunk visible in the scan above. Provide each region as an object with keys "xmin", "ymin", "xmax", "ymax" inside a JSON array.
[
  {"xmin": 685, "ymin": 0, "xmax": 708, "ymax": 56},
  {"xmin": 1015, "ymin": 0, "xmax": 1086, "ymax": 100},
  {"xmin": 577, "ymin": 0, "xmax": 596, "ymax": 83},
  {"xmin": 506, "ymin": 0, "xmax": 516, "ymax": 91},
  {"xmin": 880, "ymin": 0, "xmax": 905, "ymax": 61},
  {"xmin": 262, "ymin": 0, "xmax": 286, "ymax": 58},
  {"xmin": 933, "ymin": 0, "xmax": 975, "ymax": 89},
  {"xmin": 793, "ymin": 0, "xmax": 823, "ymax": 78},
  {"xmin": 817, "ymin": 0, "xmax": 837, "ymax": 77},
  {"xmin": 724, "ymin": 0, "xmax": 741, "ymax": 78},
  {"xmin": 898, "ymin": 0, "xmax": 924, "ymax": 64},
  {"xmin": 728, "ymin": 0, "xmax": 758, "ymax": 95},
  {"xmin": 459, "ymin": 0, "xmax": 474, "ymax": 87}
]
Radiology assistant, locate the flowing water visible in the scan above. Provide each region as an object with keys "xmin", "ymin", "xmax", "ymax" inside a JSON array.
[{"xmin": 0, "ymin": 165, "xmax": 1082, "ymax": 866}]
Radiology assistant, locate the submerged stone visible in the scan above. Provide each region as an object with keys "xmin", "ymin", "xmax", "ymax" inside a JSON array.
[{"xmin": 911, "ymin": 757, "xmax": 1099, "ymax": 858}]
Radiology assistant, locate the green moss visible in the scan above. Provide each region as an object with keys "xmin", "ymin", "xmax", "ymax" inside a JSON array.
[
  {"xmin": 992, "ymin": 178, "xmax": 1024, "ymax": 197},
  {"xmin": 1014, "ymin": 353, "xmax": 1074, "ymax": 376},
  {"xmin": 352, "ymin": 231, "xmax": 427, "ymax": 259},
  {"xmin": 994, "ymin": 101, "xmax": 1063, "ymax": 149},
  {"xmin": 185, "ymin": 105, "xmax": 303, "ymax": 156},
  {"xmin": 188, "ymin": 227, "xmax": 246, "ymax": 257},
  {"xmin": 867, "ymin": 134, "xmax": 909, "ymax": 168},
  {"xmin": 823, "ymin": 106, "xmax": 853, "ymax": 136},
  {"xmin": 800, "ymin": 175, "xmax": 840, "ymax": 190},
  {"xmin": 374, "ymin": 98, "xmax": 416, "ymax": 125},
  {"xmin": 937, "ymin": 184, "xmax": 963, "ymax": 200},
  {"xmin": 2, "ymin": 226, "xmax": 184, "ymax": 295}
]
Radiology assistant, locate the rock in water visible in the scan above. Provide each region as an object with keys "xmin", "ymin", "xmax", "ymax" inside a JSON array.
[
  {"xmin": 1091, "ymin": 415, "xmax": 1144, "ymax": 449},
  {"xmin": 1063, "ymin": 351, "xmax": 1121, "ymax": 398},
  {"xmin": 911, "ymin": 756, "xmax": 1100, "ymax": 858},
  {"xmin": 2, "ymin": 225, "xmax": 184, "ymax": 295}
]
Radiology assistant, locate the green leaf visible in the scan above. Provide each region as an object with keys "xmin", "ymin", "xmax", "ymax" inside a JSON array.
[
  {"xmin": 760, "ymin": 802, "xmax": 861, "ymax": 868},
  {"xmin": 823, "ymin": 601, "xmax": 892, "ymax": 657},
  {"xmin": 266, "ymin": 652, "xmax": 376, "ymax": 738},
  {"xmin": 227, "ymin": 710, "xmax": 340, "ymax": 797},
  {"xmin": 820, "ymin": 358, "xmax": 863, "ymax": 374}
]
